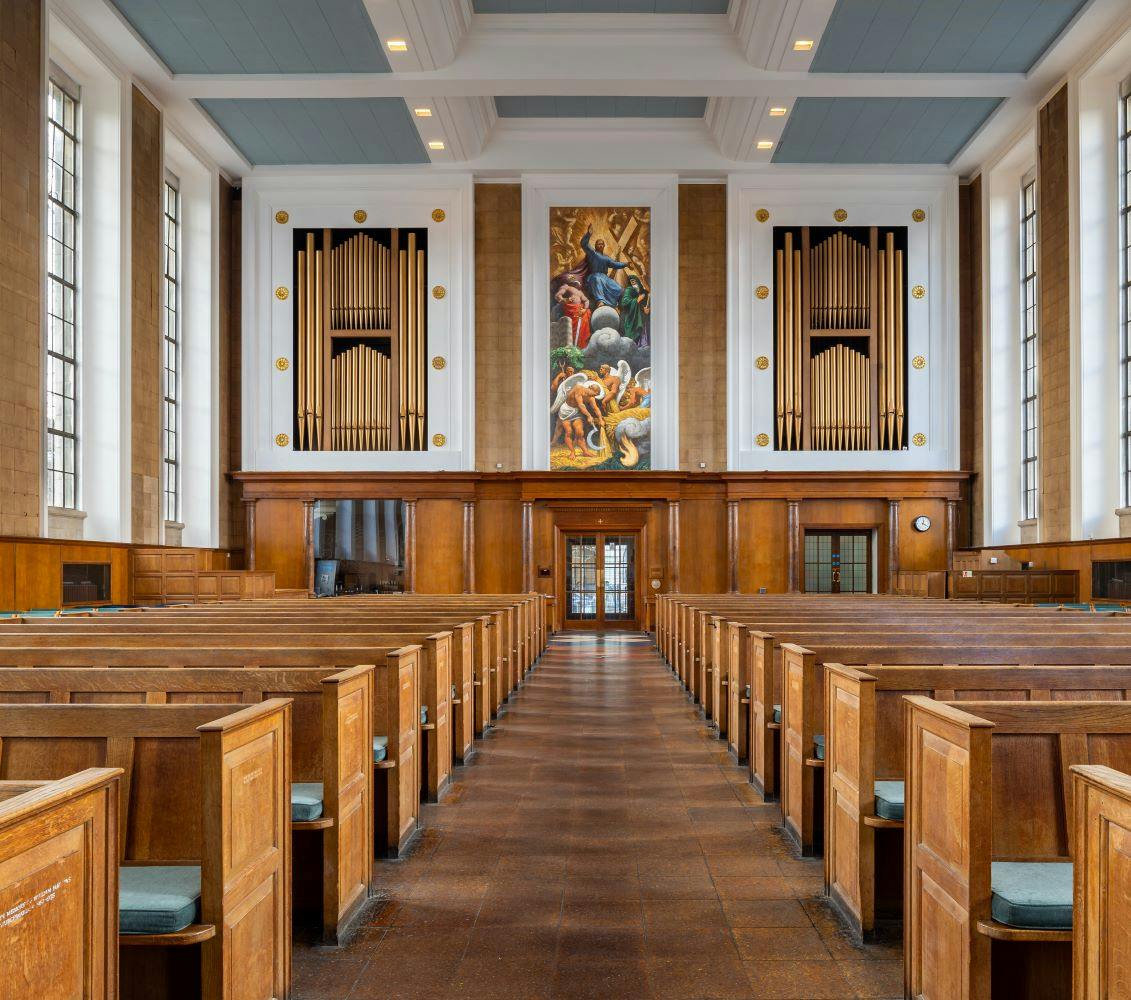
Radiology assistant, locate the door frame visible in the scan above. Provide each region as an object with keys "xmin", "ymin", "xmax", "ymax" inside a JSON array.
[
  {"xmin": 555, "ymin": 526, "xmax": 645, "ymax": 630},
  {"xmin": 800, "ymin": 526, "xmax": 877, "ymax": 594}
]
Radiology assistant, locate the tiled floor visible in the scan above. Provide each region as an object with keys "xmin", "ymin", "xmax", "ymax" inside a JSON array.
[{"xmin": 294, "ymin": 631, "xmax": 901, "ymax": 999}]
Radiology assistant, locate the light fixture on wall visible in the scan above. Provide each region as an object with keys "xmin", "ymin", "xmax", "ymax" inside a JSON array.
[
  {"xmin": 413, "ymin": 108, "xmax": 433, "ymax": 118},
  {"xmin": 768, "ymin": 107, "xmax": 788, "ymax": 117},
  {"xmin": 792, "ymin": 39, "xmax": 814, "ymax": 51},
  {"xmin": 756, "ymin": 140, "xmax": 774, "ymax": 150},
  {"xmin": 386, "ymin": 38, "xmax": 408, "ymax": 52},
  {"xmin": 428, "ymin": 140, "xmax": 446, "ymax": 151}
]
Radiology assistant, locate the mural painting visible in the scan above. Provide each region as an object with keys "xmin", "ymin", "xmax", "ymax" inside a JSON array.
[{"xmin": 549, "ymin": 206, "xmax": 652, "ymax": 470}]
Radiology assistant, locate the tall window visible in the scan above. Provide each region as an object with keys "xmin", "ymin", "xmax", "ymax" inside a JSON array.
[
  {"xmin": 1020, "ymin": 173, "xmax": 1039, "ymax": 522},
  {"xmin": 1120, "ymin": 80, "xmax": 1131, "ymax": 505},
  {"xmin": 46, "ymin": 77, "xmax": 79, "ymax": 510},
  {"xmin": 162, "ymin": 178, "xmax": 180, "ymax": 524}
]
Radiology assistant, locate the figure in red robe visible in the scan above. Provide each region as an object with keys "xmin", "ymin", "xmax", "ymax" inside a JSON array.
[{"xmin": 554, "ymin": 278, "xmax": 592, "ymax": 348}]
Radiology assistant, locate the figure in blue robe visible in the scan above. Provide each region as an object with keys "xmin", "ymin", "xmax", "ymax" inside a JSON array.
[{"xmin": 580, "ymin": 228, "xmax": 630, "ymax": 307}]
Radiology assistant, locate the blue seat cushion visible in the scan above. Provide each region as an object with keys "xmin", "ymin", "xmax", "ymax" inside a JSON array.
[
  {"xmin": 874, "ymin": 780, "xmax": 905, "ymax": 821},
  {"xmin": 119, "ymin": 865, "xmax": 201, "ymax": 935},
  {"xmin": 373, "ymin": 736, "xmax": 388, "ymax": 763},
  {"xmin": 813, "ymin": 734, "xmax": 825, "ymax": 761},
  {"xmin": 772, "ymin": 704, "xmax": 782, "ymax": 724},
  {"xmin": 291, "ymin": 782, "xmax": 324, "ymax": 822},
  {"xmin": 990, "ymin": 861, "xmax": 1073, "ymax": 930}
]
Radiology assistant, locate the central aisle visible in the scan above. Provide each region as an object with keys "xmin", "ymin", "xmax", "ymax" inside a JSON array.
[{"xmin": 294, "ymin": 632, "xmax": 900, "ymax": 999}]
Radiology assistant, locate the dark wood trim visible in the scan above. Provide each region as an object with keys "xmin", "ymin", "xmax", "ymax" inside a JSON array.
[
  {"xmin": 887, "ymin": 499, "xmax": 901, "ymax": 593},
  {"xmin": 727, "ymin": 499, "xmax": 739, "ymax": 593},
  {"xmin": 667, "ymin": 500, "xmax": 680, "ymax": 593},
  {"xmin": 404, "ymin": 499, "xmax": 417, "ymax": 593},
  {"xmin": 301, "ymin": 500, "xmax": 315, "ymax": 595},
  {"xmin": 521, "ymin": 501, "xmax": 534, "ymax": 592},
  {"xmin": 462, "ymin": 500, "xmax": 476, "ymax": 594},
  {"xmin": 946, "ymin": 498, "xmax": 958, "ymax": 570},
  {"xmin": 787, "ymin": 500, "xmax": 801, "ymax": 592},
  {"xmin": 242, "ymin": 499, "xmax": 257, "ymax": 571}
]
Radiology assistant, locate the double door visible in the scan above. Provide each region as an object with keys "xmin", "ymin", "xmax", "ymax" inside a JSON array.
[
  {"xmin": 803, "ymin": 531, "xmax": 872, "ymax": 593},
  {"xmin": 563, "ymin": 533, "xmax": 638, "ymax": 628}
]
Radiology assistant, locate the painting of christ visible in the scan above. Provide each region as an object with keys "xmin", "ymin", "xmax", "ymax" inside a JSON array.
[{"xmin": 549, "ymin": 206, "xmax": 651, "ymax": 471}]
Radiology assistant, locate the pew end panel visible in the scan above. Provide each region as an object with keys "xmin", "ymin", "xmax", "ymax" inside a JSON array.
[
  {"xmin": 198, "ymin": 698, "xmax": 293, "ymax": 1000},
  {"xmin": 421, "ymin": 633, "xmax": 453, "ymax": 803},
  {"xmin": 319, "ymin": 665, "xmax": 374, "ymax": 946},
  {"xmin": 824, "ymin": 663, "xmax": 878, "ymax": 938},
  {"xmin": 781, "ymin": 644, "xmax": 823, "ymax": 855},
  {"xmin": 747, "ymin": 631, "xmax": 777, "ymax": 799},
  {"xmin": 374, "ymin": 647, "xmax": 420, "ymax": 858},
  {"xmin": 905, "ymin": 696, "xmax": 994, "ymax": 1000},
  {"xmin": 725, "ymin": 622, "xmax": 747, "ymax": 761},
  {"xmin": 0, "ymin": 768, "xmax": 121, "ymax": 1000},
  {"xmin": 1071, "ymin": 763, "xmax": 1131, "ymax": 1000}
]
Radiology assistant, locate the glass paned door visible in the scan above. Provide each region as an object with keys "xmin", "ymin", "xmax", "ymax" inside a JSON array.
[
  {"xmin": 803, "ymin": 531, "xmax": 872, "ymax": 594},
  {"xmin": 565, "ymin": 533, "xmax": 638, "ymax": 626}
]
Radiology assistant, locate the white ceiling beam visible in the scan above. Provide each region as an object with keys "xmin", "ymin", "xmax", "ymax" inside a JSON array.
[
  {"xmin": 403, "ymin": 96, "xmax": 497, "ymax": 162},
  {"xmin": 728, "ymin": 0, "xmax": 836, "ymax": 71},
  {"xmin": 362, "ymin": 0, "xmax": 473, "ymax": 71}
]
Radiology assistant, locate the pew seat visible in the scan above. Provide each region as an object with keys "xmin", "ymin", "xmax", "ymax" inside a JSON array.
[
  {"xmin": 989, "ymin": 862, "xmax": 1073, "ymax": 930},
  {"xmin": 119, "ymin": 866, "xmax": 202, "ymax": 935}
]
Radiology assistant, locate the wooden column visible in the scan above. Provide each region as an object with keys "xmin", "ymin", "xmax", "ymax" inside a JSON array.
[
  {"xmin": 946, "ymin": 499, "xmax": 958, "ymax": 570},
  {"xmin": 667, "ymin": 500, "xmax": 681, "ymax": 593},
  {"xmin": 462, "ymin": 500, "xmax": 476, "ymax": 594},
  {"xmin": 404, "ymin": 499, "xmax": 417, "ymax": 593},
  {"xmin": 521, "ymin": 501, "xmax": 534, "ymax": 592},
  {"xmin": 787, "ymin": 499, "xmax": 801, "ymax": 593},
  {"xmin": 887, "ymin": 498, "xmax": 901, "ymax": 592},
  {"xmin": 242, "ymin": 499, "xmax": 257, "ymax": 570},
  {"xmin": 727, "ymin": 499, "xmax": 739, "ymax": 593},
  {"xmin": 302, "ymin": 500, "xmax": 315, "ymax": 595}
]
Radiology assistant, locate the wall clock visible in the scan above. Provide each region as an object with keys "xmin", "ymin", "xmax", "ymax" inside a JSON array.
[{"xmin": 912, "ymin": 515, "xmax": 931, "ymax": 532}]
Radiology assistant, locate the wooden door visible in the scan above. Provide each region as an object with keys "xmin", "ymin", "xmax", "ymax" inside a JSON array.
[
  {"xmin": 802, "ymin": 531, "xmax": 872, "ymax": 593},
  {"xmin": 563, "ymin": 533, "xmax": 638, "ymax": 628}
]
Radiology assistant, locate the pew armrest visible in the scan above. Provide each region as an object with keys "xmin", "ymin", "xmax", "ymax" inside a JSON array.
[
  {"xmin": 119, "ymin": 924, "xmax": 217, "ymax": 947},
  {"xmin": 974, "ymin": 920, "xmax": 1071, "ymax": 943}
]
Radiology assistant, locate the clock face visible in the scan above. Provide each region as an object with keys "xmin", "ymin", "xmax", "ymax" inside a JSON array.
[{"xmin": 913, "ymin": 515, "xmax": 931, "ymax": 532}]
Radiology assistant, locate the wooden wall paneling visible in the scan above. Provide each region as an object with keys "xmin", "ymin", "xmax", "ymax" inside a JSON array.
[
  {"xmin": 897, "ymin": 497, "xmax": 950, "ymax": 572},
  {"xmin": 531, "ymin": 504, "xmax": 556, "ymax": 599},
  {"xmin": 667, "ymin": 500, "xmax": 681, "ymax": 592},
  {"xmin": 887, "ymin": 499, "xmax": 901, "ymax": 592},
  {"xmin": 787, "ymin": 500, "xmax": 801, "ymax": 592},
  {"xmin": 677, "ymin": 496, "xmax": 727, "ymax": 594},
  {"xmin": 727, "ymin": 499, "xmax": 739, "ymax": 593},
  {"xmin": 463, "ymin": 501, "xmax": 476, "ymax": 593},
  {"xmin": 252, "ymin": 499, "xmax": 308, "ymax": 591},
  {"xmin": 736, "ymin": 499, "xmax": 789, "ymax": 594},
  {"xmin": 0, "ymin": 543, "xmax": 16, "ymax": 611},
  {"xmin": 414, "ymin": 499, "xmax": 463, "ymax": 594},
  {"xmin": 403, "ymin": 500, "xmax": 417, "ymax": 593},
  {"xmin": 475, "ymin": 486, "xmax": 522, "ymax": 594}
]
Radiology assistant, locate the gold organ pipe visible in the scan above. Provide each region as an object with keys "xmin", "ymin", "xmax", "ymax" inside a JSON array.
[
  {"xmin": 895, "ymin": 247, "xmax": 905, "ymax": 450},
  {"xmin": 885, "ymin": 231, "xmax": 896, "ymax": 449},
  {"xmin": 399, "ymin": 247, "xmax": 408, "ymax": 449},
  {"xmin": 792, "ymin": 245, "xmax": 801, "ymax": 447},
  {"xmin": 296, "ymin": 249, "xmax": 306, "ymax": 450},
  {"xmin": 315, "ymin": 249, "xmax": 323, "ymax": 449},
  {"xmin": 782, "ymin": 234, "xmax": 793, "ymax": 450},
  {"xmin": 305, "ymin": 233, "xmax": 316, "ymax": 450},
  {"xmin": 417, "ymin": 246, "xmax": 426, "ymax": 447}
]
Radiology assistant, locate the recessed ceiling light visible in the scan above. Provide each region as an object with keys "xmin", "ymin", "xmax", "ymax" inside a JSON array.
[
  {"xmin": 386, "ymin": 38, "xmax": 408, "ymax": 52},
  {"xmin": 413, "ymin": 107, "xmax": 433, "ymax": 118},
  {"xmin": 793, "ymin": 39, "xmax": 814, "ymax": 51},
  {"xmin": 428, "ymin": 140, "xmax": 446, "ymax": 151},
  {"xmin": 769, "ymin": 106, "xmax": 788, "ymax": 117},
  {"xmin": 756, "ymin": 140, "xmax": 774, "ymax": 150}
]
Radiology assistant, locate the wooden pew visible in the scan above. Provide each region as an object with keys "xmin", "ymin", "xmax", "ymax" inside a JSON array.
[
  {"xmin": 1070, "ymin": 763, "xmax": 1131, "ymax": 999},
  {"xmin": 905, "ymin": 698, "xmax": 1131, "ymax": 1000},
  {"xmin": 0, "ymin": 699, "xmax": 292, "ymax": 1000},
  {"xmin": 0, "ymin": 644, "xmax": 421, "ymax": 860},
  {"xmin": 821, "ymin": 663, "xmax": 1131, "ymax": 941},
  {"xmin": 0, "ymin": 666, "xmax": 373, "ymax": 945},
  {"xmin": 0, "ymin": 768, "xmax": 121, "ymax": 999}
]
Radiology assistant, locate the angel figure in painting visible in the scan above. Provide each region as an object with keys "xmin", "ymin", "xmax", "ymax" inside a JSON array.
[{"xmin": 551, "ymin": 373, "xmax": 606, "ymax": 459}]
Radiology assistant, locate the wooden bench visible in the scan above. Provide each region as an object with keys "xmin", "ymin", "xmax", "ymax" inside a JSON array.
[
  {"xmin": 0, "ymin": 768, "xmax": 120, "ymax": 999},
  {"xmin": 0, "ymin": 699, "xmax": 292, "ymax": 1000},
  {"xmin": 0, "ymin": 666, "xmax": 373, "ymax": 945},
  {"xmin": 821, "ymin": 663, "xmax": 1131, "ymax": 941},
  {"xmin": 905, "ymin": 698, "xmax": 1131, "ymax": 1000},
  {"xmin": 1069, "ymin": 763, "xmax": 1131, "ymax": 999},
  {"xmin": 0, "ymin": 644, "xmax": 421, "ymax": 860}
]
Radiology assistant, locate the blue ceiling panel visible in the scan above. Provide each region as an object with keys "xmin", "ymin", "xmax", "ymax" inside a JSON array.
[
  {"xmin": 809, "ymin": 0, "xmax": 1088, "ymax": 73},
  {"xmin": 197, "ymin": 98, "xmax": 427, "ymax": 165},
  {"xmin": 495, "ymin": 96, "xmax": 708, "ymax": 117},
  {"xmin": 772, "ymin": 97, "xmax": 1002, "ymax": 163},
  {"xmin": 473, "ymin": 1, "xmax": 728, "ymax": 12},
  {"xmin": 108, "ymin": 0, "xmax": 390, "ymax": 74}
]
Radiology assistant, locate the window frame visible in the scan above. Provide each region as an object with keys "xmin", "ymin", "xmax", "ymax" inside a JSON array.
[
  {"xmin": 162, "ymin": 173, "xmax": 181, "ymax": 525},
  {"xmin": 1120, "ymin": 78, "xmax": 1131, "ymax": 506},
  {"xmin": 45, "ymin": 70, "xmax": 81, "ymax": 512},
  {"xmin": 1019, "ymin": 169, "xmax": 1040, "ymax": 523}
]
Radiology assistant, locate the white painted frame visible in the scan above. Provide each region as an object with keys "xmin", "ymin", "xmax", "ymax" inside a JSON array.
[
  {"xmin": 727, "ymin": 172, "xmax": 959, "ymax": 472},
  {"xmin": 520, "ymin": 174, "xmax": 679, "ymax": 471},
  {"xmin": 241, "ymin": 171, "xmax": 475, "ymax": 473}
]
